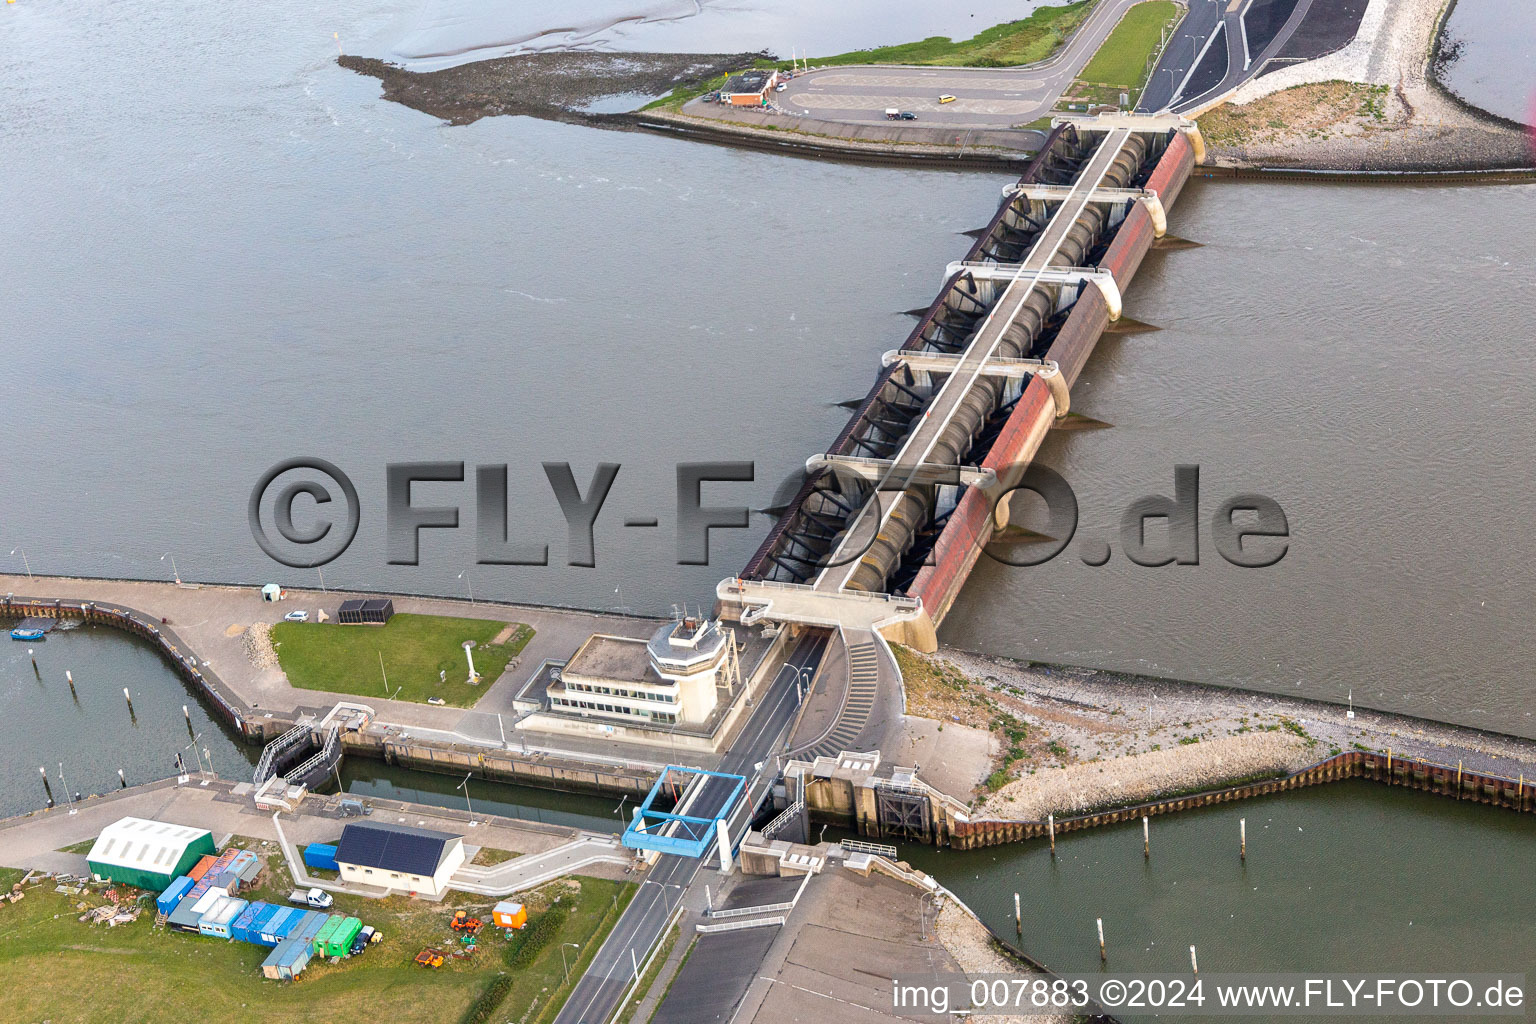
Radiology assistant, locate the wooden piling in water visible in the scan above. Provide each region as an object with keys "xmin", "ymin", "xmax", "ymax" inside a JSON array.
[
  {"xmin": 1097, "ymin": 918, "xmax": 1106, "ymax": 961},
  {"xmin": 1143, "ymin": 815, "xmax": 1149, "ymax": 859},
  {"xmin": 1240, "ymin": 817, "xmax": 1246, "ymax": 861}
]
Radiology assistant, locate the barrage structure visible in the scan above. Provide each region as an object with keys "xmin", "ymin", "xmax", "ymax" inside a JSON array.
[{"xmin": 719, "ymin": 113, "xmax": 1205, "ymax": 651}]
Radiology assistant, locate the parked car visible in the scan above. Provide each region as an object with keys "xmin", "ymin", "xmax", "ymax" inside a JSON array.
[
  {"xmin": 939, "ymin": 94, "xmax": 957, "ymax": 103},
  {"xmin": 898, "ymin": 111, "xmax": 917, "ymax": 120},
  {"xmin": 775, "ymin": 82, "xmax": 786, "ymax": 91},
  {"xmin": 288, "ymin": 887, "xmax": 333, "ymax": 909},
  {"xmin": 350, "ymin": 926, "xmax": 375, "ymax": 955},
  {"xmin": 283, "ymin": 609, "xmax": 309, "ymax": 622}
]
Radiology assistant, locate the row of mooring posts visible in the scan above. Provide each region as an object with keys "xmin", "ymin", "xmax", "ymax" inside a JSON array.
[
  {"xmin": 1010, "ymin": 813, "xmax": 1252, "ymax": 971},
  {"xmin": 31, "ymin": 650, "xmax": 147, "ymax": 722},
  {"xmin": 27, "ymin": 654, "xmax": 211, "ymax": 810}
]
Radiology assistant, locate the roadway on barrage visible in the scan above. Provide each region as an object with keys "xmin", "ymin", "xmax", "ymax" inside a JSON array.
[{"xmin": 551, "ymin": 631, "xmax": 829, "ymax": 1024}]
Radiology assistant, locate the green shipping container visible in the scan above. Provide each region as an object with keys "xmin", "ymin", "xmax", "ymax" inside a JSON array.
[
  {"xmin": 322, "ymin": 917, "xmax": 363, "ymax": 957},
  {"xmin": 312, "ymin": 915, "xmax": 342, "ymax": 956}
]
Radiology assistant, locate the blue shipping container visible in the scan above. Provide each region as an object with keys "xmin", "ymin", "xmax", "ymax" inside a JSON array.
[
  {"xmin": 199, "ymin": 896, "xmax": 248, "ymax": 938},
  {"xmin": 260, "ymin": 907, "xmax": 302, "ymax": 944},
  {"xmin": 303, "ymin": 843, "xmax": 339, "ymax": 872},
  {"xmin": 262, "ymin": 932, "xmax": 312, "ymax": 980},
  {"xmin": 241, "ymin": 903, "xmax": 281, "ymax": 945},
  {"xmin": 156, "ymin": 876, "xmax": 195, "ymax": 916},
  {"xmin": 230, "ymin": 901, "xmax": 271, "ymax": 945}
]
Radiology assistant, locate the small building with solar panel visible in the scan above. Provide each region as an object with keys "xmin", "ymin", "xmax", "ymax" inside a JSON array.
[{"xmin": 334, "ymin": 821, "xmax": 464, "ymax": 897}]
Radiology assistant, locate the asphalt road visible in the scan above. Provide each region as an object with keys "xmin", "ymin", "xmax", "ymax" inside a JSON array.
[
  {"xmin": 775, "ymin": 0, "xmax": 1144, "ymax": 128},
  {"xmin": 552, "ymin": 631, "xmax": 829, "ymax": 1024},
  {"xmin": 1138, "ymin": 0, "xmax": 1320, "ymax": 112}
]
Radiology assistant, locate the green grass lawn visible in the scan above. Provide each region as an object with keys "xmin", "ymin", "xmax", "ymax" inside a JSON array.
[
  {"xmin": 645, "ymin": 1, "xmax": 1096, "ymax": 109},
  {"xmin": 0, "ymin": 858, "xmax": 632, "ymax": 1024},
  {"xmin": 470, "ymin": 847, "xmax": 520, "ymax": 867},
  {"xmin": 56, "ymin": 838, "xmax": 95, "ymax": 855},
  {"xmin": 271, "ymin": 614, "xmax": 534, "ymax": 708},
  {"xmin": 1068, "ymin": 0, "xmax": 1180, "ymax": 105}
]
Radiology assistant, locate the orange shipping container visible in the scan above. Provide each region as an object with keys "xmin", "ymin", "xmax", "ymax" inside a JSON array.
[
  {"xmin": 491, "ymin": 901, "xmax": 526, "ymax": 930},
  {"xmin": 187, "ymin": 855, "xmax": 218, "ymax": 881}
]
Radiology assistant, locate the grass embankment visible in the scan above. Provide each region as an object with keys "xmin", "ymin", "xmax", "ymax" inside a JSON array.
[
  {"xmin": 622, "ymin": 922, "xmax": 682, "ymax": 1024},
  {"xmin": 0, "ymin": 852, "xmax": 632, "ymax": 1024},
  {"xmin": 271, "ymin": 613, "xmax": 533, "ymax": 707},
  {"xmin": 1059, "ymin": 0, "xmax": 1180, "ymax": 109},
  {"xmin": 1198, "ymin": 80, "xmax": 1389, "ymax": 147},
  {"xmin": 890, "ymin": 645, "xmax": 1040, "ymax": 794},
  {"xmin": 644, "ymin": 1, "xmax": 1096, "ymax": 110}
]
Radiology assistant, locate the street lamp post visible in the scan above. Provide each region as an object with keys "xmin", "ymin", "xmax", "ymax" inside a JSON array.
[
  {"xmin": 560, "ymin": 942, "xmax": 581, "ymax": 980},
  {"xmin": 457, "ymin": 772, "xmax": 475, "ymax": 823},
  {"xmin": 58, "ymin": 762, "xmax": 77, "ymax": 815},
  {"xmin": 458, "ymin": 569, "xmax": 475, "ymax": 605},
  {"xmin": 161, "ymin": 552, "xmax": 181, "ymax": 585},
  {"xmin": 9, "ymin": 547, "xmax": 32, "ymax": 578}
]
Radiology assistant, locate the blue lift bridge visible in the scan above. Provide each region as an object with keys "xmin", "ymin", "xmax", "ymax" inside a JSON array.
[{"xmin": 622, "ymin": 765, "xmax": 746, "ymax": 862}]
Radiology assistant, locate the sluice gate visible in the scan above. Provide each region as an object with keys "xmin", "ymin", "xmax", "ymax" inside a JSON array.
[{"xmin": 720, "ymin": 115, "xmax": 1203, "ymax": 647}]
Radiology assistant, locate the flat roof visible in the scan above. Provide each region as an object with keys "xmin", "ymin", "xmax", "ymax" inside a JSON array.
[
  {"xmin": 721, "ymin": 70, "xmax": 774, "ymax": 95},
  {"xmin": 565, "ymin": 634, "xmax": 661, "ymax": 685}
]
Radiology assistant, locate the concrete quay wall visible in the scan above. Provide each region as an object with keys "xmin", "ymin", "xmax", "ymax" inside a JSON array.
[
  {"xmin": 0, "ymin": 593, "xmax": 274, "ymax": 741},
  {"xmin": 950, "ymin": 749, "xmax": 1536, "ymax": 850}
]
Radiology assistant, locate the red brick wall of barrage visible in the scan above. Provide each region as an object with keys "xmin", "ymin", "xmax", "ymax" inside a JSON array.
[{"xmin": 908, "ymin": 130, "xmax": 1197, "ymax": 627}]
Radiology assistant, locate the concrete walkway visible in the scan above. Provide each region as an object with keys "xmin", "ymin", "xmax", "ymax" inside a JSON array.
[
  {"xmin": 0, "ymin": 776, "xmax": 609, "ymax": 891},
  {"xmin": 450, "ymin": 835, "xmax": 634, "ymax": 896}
]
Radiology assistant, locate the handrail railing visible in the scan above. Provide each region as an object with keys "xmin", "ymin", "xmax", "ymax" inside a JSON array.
[{"xmin": 254, "ymin": 723, "xmax": 311, "ymax": 784}]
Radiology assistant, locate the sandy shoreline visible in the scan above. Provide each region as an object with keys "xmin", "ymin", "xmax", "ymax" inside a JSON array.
[{"xmin": 913, "ymin": 645, "xmax": 1536, "ymax": 810}]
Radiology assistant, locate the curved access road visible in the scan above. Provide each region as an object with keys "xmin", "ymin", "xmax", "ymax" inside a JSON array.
[{"xmin": 1139, "ymin": 0, "xmax": 1322, "ymax": 112}]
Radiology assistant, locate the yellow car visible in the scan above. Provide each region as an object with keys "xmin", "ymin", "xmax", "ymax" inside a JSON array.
[{"xmin": 938, "ymin": 94, "xmax": 957, "ymax": 103}]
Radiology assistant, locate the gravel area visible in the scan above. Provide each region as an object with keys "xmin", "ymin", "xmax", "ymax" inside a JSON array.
[
  {"xmin": 923, "ymin": 646, "xmax": 1536, "ymax": 802},
  {"xmin": 982, "ymin": 732, "xmax": 1309, "ymax": 819},
  {"xmin": 241, "ymin": 622, "xmax": 277, "ymax": 669},
  {"xmin": 1208, "ymin": 0, "xmax": 1532, "ymax": 170},
  {"xmin": 935, "ymin": 900, "xmax": 1071, "ymax": 1024}
]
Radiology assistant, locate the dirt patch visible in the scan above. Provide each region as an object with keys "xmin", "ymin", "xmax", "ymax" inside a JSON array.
[{"xmin": 340, "ymin": 51, "xmax": 764, "ymax": 127}]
